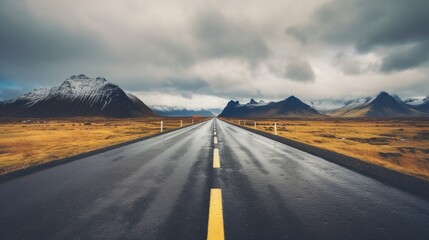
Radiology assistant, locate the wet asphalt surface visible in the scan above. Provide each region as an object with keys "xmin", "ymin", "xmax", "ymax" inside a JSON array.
[{"xmin": 1, "ymin": 118, "xmax": 429, "ymax": 239}]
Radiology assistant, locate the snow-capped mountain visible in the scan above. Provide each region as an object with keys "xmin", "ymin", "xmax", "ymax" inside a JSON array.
[
  {"xmin": 328, "ymin": 92, "xmax": 427, "ymax": 117},
  {"xmin": 403, "ymin": 96, "xmax": 428, "ymax": 106},
  {"xmin": 151, "ymin": 106, "xmax": 216, "ymax": 117},
  {"xmin": 0, "ymin": 74, "xmax": 155, "ymax": 118},
  {"xmin": 407, "ymin": 96, "xmax": 429, "ymax": 113},
  {"xmin": 219, "ymin": 97, "xmax": 322, "ymax": 118},
  {"xmin": 305, "ymin": 99, "xmax": 352, "ymax": 113}
]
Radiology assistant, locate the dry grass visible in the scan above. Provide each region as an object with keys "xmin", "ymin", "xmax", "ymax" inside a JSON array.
[
  {"xmin": 0, "ymin": 117, "xmax": 208, "ymax": 175},
  {"xmin": 223, "ymin": 118, "xmax": 429, "ymax": 180}
]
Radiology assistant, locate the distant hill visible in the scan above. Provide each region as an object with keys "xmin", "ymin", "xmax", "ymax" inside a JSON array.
[
  {"xmin": 328, "ymin": 91, "xmax": 427, "ymax": 117},
  {"xmin": 0, "ymin": 74, "xmax": 155, "ymax": 118},
  {"xmin": 219, "ymin": 97, "xmax": 322, "ymax": 118},
  {"xmin": 305, "ymin": 99, "xmax": 351, "ymax": 113},
  {"xmin": 407, "ymin": 96, "xmax": 429, "ymax": 113},
  {"xmin": 152, "ymin": 106, "xmax": 216, "ymax": 117},
  {"xmin": 403, "ymin": 96, "xmax": 427, "ymax": 106}
]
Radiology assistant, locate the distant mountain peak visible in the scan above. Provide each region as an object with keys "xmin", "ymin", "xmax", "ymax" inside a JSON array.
[
  {"xmin": 285, "ymin": 95, "xmax": 300, "ymax": 102},
  {"xmin": 219, "ymin": 95, "xmax": 321, "ymax": 118},
  {"xmin": 281, "ymin": 96, "xmax": 304, "ymax": 106},
  {"xmin": 328, "ymin": 91, "xmax": 428, "ymax": 117},
  {"xmin": 249, "ymin": 99, "xmax": 257, "ymax": 104},
  {"xmin": 408, "ymin": 95, "xmax": 429, "ymax": 113},
  {"xmin": 68, "ymin": 74, "xmax": 90, "ymax": 80},
  {"xmin": 375, "ymin": 91, "xmax": 391, "ymax": 99},
  {"xmin": 0, "ymin": 75, "xmax": 155, "ymax": 118},
  {"xmin": 371, "ymin": 91, "xmax": 400, "ymax": 106},
  {"xmin": 227, "ymin": 100, "xmax": 240, "ymax": 106}
]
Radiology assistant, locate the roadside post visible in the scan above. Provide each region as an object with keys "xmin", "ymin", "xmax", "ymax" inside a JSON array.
[
  {"xmin": 180, "ymin": 120, "xmax": 183, "ymax": 127},
  {"xmin": 161, "ymin": 121, "xmax": 164, "ymax": 133},
  {"xmin": 254, "ymin": 122, "xmax": 256, "ymax": 129},
  {"xmin": 274, "ymin": 122, "xmax": 277, "ymax": 135}
]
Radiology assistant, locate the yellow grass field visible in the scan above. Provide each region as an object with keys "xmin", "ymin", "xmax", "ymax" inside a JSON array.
[
  {"xmin": 222, "ymin": 118, "xmax": 429, "ymax": 180},
  {"xmin": 0, "ymin": 117, "xmax": 207, "ymax": 175}
]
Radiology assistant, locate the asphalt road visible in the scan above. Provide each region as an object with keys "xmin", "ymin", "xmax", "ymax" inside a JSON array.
[{"xmin": 1, "ymin": 118, "xmax": 429, "ymax": 240}]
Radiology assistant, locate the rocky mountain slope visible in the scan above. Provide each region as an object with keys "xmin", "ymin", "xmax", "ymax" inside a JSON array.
[
  {"xmin": 328, "ymin": 92, "xmax": 426, "ymax": 117},
  {"xmin": 219, "ymin": 97, "xmax": 322, "ymax": 118},
  {"xmin": 0, "ymin": 74, "xmax": 155, "ymax": 118}
]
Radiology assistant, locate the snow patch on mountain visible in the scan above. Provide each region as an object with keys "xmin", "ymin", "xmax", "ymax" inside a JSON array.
[
  {"xmin": 13, "ymin": 88, "xmax": 50, "ymax": 105},
  {"xmin": 404, "ymin": 96, "xmax": 428, "ymax": 105},
  {"xmin": 1, "ymin": 74, "xmax": 155, "ymax": 118},
  {"xmin": 305, "ymin": 99, "xmax": 349, "ymax": 112}
]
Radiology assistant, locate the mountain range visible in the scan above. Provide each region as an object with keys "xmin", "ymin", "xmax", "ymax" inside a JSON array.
[
  {"xmin": 219, "ymin": 92, "xmax": 429, "ymax": 118},
  {"xmin": 0, "ymin": 74, "xmax": 154, "ymax": 118},
  {"xmin": 219, "ymin": 96, "xmax": 322, "ymax": 118},
  {"xmin": 327, "ymin": 92, "xmax": 426, "ymax": 117},
  {"xmin": 408, "ymin": 97, "xmax": 429, "ymax": 113},
  {"xmin": 1, "ymin": 75, "xmax": 428, "ymax": 119}
]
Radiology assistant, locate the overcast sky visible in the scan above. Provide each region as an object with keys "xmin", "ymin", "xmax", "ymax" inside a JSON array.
[{"xmin": 1, "ymin": 0, "xmax": 428, "ymax": 108}]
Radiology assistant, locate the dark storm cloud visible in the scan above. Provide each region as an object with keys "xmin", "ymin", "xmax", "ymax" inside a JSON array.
[
  {"xmin": 284, "ymin": 58, "xmax": 315, "ymax": 82},
  {"xmin": 0, "ymin": 1, "xmax": 104, "ymax": 66},
  {"xmin": 287, "ymin": 0, "xmax": 429, "ymax": 71},
  {"xmin": 380, "ymin": 42, "xmax": 429, "ymax": 72},
  {"xmin": 193, "ymin": 11, "xmax": 269, "ymax": 61},
  {"xmin": 288, "ymin": 0, "xmax": 429, "ymax": 50}
]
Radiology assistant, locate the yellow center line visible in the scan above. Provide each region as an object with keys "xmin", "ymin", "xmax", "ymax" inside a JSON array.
[
  {"xmin": 213, "ymin": 148, "xmax": 220, "ymax": 168},
  {"xmin": 207, "ymin": 188, "xmax": 225, "ymax": 240},
  {"xmin": 214, "ymin": 136, "xmax": 218, "ymax": 144}
]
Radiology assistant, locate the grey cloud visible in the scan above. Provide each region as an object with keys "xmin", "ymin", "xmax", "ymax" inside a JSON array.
[
  {"xmin": 288, "ymin": 0, "xmax": 429, "ymax": 51},
  {"xmin": 193, "ymin": 11, "xmax": 269, "ymax": 61},
  {"xmin": 287, "ymin": 0, "xmax": 429, "ymax": 72},
  {"xmin": 0, "ymin": 1, "xmax": 270, "ymax": 97},
  {"xmin": 164, "ymin": 78, "xmax": 209, "ymax": 91},
  {"xmin": 122, "ymin": 77, "xmax": 209, "ymax": 96},
  {"xmin": 380, "ymin": 42, "xmax": 429, "ymax": 72},
  {"xmin": 333, "ymin": 52, "xmax": 378, "ymax": 75},
  {"xmin": 285, "ymin": 58, "xmax": 315, "ymax": 82},
  {"xmin": 0, "ymin": 1, "xmax": 104, "ymax": 67}
]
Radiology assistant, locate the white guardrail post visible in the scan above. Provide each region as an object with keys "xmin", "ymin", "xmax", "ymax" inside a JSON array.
[
  {"xmin": 180, "ymin": 120, "xmax": 183, "ymax": 127},
  {"xmin": 161, "ymin": 121, "xmax": 163, "ymax": 133},
  {"xmin": 274, "ymin": 122, "xmax": 277, "ymax": 135}
]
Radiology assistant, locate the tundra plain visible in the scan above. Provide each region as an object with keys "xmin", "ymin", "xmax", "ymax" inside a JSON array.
[
  {"xmin": 223, "ymin": 118, "xmax": 429, "ymax": 180},
  {"xmin": 0, "ymin": 117, "xmax": 205, "ymax": 175}
]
